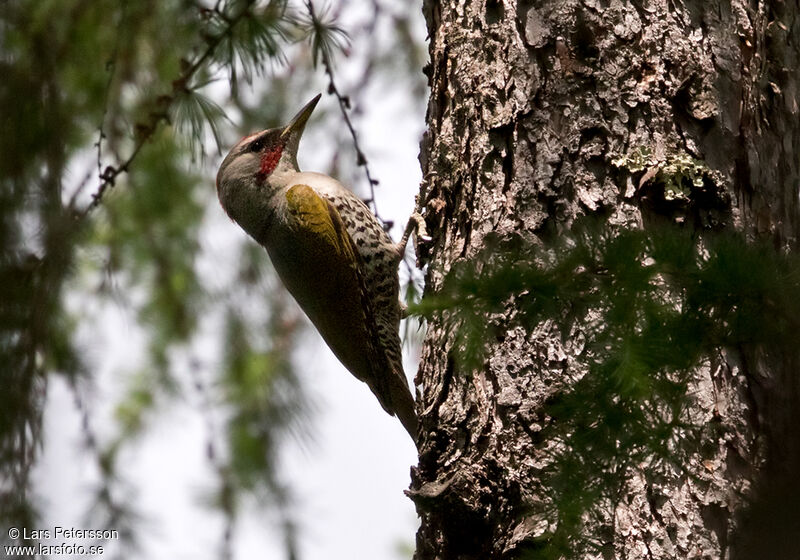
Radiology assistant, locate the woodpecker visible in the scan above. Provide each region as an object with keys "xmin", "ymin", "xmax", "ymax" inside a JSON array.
[{"xmin": 216, "ymin": 94, "xmax": 418, "ymax": 440}]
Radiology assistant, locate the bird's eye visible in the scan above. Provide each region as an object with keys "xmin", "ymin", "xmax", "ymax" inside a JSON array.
[{"xmin": 249, "ymin": 137, "xmax": 266, "ymax": 153}]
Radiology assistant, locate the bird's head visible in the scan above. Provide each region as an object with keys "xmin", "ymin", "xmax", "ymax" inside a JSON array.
[{"xmin": 215, "ymin": 94, "xmax": 320, "ymax": 235}]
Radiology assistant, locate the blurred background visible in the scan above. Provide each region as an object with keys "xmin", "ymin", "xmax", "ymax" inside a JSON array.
[{"xmin": 1, "ymin": 1, "xmax": 428, "ymax": 558}]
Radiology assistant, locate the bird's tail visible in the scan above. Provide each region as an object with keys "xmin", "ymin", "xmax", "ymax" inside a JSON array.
[
  {"xmin": 387, "ymin": 369, "xmax": 418, "ymax": 443},
  {"xmin": 368, "ymin": 364, "xmax": 419, "ymax": 444}
]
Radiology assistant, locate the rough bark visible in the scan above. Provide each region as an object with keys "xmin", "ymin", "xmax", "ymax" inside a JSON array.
[{"xmin": 411, "ymin": 1, "xmax": 800, "ymax": 559}]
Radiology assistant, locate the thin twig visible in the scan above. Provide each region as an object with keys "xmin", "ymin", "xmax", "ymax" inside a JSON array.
[
  {"xmin": 66, "ymin": 2, "xmax": 126, "ymax": 211},
  {"xmin": 67, "ymin": 163, "xmax": 98, "ymax": 210},
  {"xmin": 81, "ymin": 0, "xmax": 258, "ymax": 217},
  {"xmin": 305, "ymin": 0, "xmax": 387, "ymax": 228}
]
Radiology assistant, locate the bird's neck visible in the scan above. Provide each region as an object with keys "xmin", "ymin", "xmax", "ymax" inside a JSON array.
[{"xmin": 266, "ymin": 153, "xmax": 301, "ymax": 189}]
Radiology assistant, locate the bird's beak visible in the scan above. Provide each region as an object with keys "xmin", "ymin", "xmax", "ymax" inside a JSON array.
[{"xmin": 281, "ymin": 94, "xmax": 321, "ymax": 140}]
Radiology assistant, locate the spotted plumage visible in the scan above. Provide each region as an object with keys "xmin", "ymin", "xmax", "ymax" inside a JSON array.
[{"xmin": 215, "ymin": 95, "xmax": 417, "ymax": 440}]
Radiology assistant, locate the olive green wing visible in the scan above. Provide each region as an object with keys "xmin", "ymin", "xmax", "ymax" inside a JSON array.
[
  {"xmin": 285, "ymin": 183, "xmax": 355, "ymax": 261},
  {"xmin": 283, "ymin": 184, "xmax": 396, "ymax": 411}
]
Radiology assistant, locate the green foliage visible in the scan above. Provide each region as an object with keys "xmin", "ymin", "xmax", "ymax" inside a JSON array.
[
  {"xmin": 402, "ymin": 275, "xmax": 425, "ymax": 349},
  {"xmin": 114, "ymin": 372, "xmax": 157, "ymax": 439},
  {"xmin": 173, "ymin": 85, "xmax": 232, "ymax": 158},
  {"xmin": 221, "ymin": 305, "xmax": 309, "ymax": 494},
  {"xmin": 300, "ymin": 1, "xmax": 349, "ymax": 70},
  {"xmin": 208, "ymin": 0, "xmax": 293, "ymax": 88},
  {"xmin": 414, "ymin": 223, "xmax": 800, "ymax": 558},
  {"xmin": 100, "ymin": 135, "xmax": 205, "ymax": 368}
]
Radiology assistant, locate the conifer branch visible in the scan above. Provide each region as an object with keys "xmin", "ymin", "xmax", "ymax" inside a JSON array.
[
  {"xmin": 81, "ymin": 0, "xmax": 260, "ymax": 217},
  {"xmin": 304, "ymin": 0, "xmax": 389, "ymax": 229}
]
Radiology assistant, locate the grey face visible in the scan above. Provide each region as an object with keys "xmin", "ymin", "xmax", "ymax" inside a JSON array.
[
  {"xmin": 216, "ymin": 128, "xmax": 284, "ymax": 190},
  {"xmin": 215, "ymin": 94, "xmax": 321, "ymax": 199}
]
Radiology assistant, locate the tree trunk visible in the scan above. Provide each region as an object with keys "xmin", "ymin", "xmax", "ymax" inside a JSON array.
[{"xmin": 411, "ymin": 1, "xmax": 800, "ymax": 558}]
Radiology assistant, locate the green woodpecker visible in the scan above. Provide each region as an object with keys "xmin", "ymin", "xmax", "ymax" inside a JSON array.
[{"xmin": 216, "ymin": 94, "xmax": 418, "ymax": 440}]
